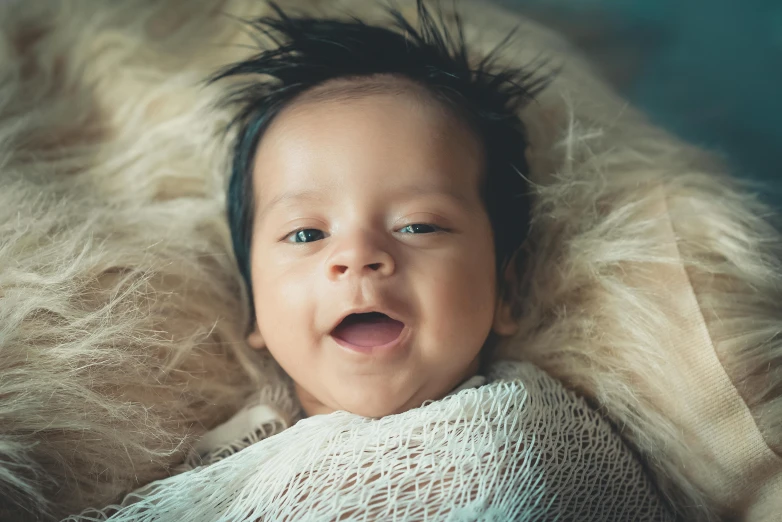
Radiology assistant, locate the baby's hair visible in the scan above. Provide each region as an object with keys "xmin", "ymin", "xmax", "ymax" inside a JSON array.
[{"xmin": 211, "ymin": 0, "xmax": 549, "ymax": 315}]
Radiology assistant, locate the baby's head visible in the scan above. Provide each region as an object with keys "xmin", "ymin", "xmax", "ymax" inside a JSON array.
[{"xmin": 217, "ymin": 1, "xmax": 544, "ymax": 417}]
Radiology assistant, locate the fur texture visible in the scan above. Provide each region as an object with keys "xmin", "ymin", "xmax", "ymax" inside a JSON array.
[
  {"xmin": 0, "ymin": 1, "xmax": 266, "ymax": 519},
  {"xmin": 0, "ymin": 0, "xmax": 779, "ymax": 520}
]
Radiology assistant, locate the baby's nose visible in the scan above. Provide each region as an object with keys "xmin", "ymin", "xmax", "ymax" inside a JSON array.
[
  {"xmin": 331, "ymin": 261, "xmax": 385, "ymax": 275},
  {"xmin": 326, "ymin": 235, "xmax": 395, "ymax": 280}
]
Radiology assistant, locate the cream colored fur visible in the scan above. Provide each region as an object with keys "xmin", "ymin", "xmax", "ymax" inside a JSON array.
[{"xmin": 0, "ymin": 0, "xmax": 779, "ymax": 520}]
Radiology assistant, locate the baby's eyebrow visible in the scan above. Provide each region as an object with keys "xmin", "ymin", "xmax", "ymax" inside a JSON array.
[
  {"xmin": 256, "ymin": 190, "xmax": 326, "ymax": 223},
  {"xmin": 256, "ymin": 184, "xmax": 474, "ymax": 223},
  {"xmin": 392, "ymin": 185, "xmax": 472, "ymax": 206}
]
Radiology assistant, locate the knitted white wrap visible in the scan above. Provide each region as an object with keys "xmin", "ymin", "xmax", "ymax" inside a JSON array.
[{"xmin": 68, "ymin": 362, "xmax": 674, "ymax": 521}]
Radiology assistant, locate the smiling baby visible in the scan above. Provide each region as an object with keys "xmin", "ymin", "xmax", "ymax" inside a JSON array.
[{"xmin": 216, "ymin": 1, "xmax": 542, "ymax": 421}]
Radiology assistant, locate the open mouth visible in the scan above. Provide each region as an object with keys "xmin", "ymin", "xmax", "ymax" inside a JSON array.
[{"xmin": 331, "ymin": 312, "xmax": 405, "ymax": 348}]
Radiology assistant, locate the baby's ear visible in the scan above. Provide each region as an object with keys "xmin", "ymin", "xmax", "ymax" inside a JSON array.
[
  {"xmin": 247, "ymin": 324, "xmax": 266, "ymax": 350},
  {"xmin": 492, "ymin": 252, "xmax": 521, "ymax": 337}
]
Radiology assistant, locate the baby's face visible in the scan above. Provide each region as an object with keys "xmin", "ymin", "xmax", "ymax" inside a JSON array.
[{"xmin": 248, "ymin": 88, "xmax": 514, "ymax": 418}]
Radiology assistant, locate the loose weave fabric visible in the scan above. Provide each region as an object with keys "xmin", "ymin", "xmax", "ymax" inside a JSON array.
[{"xmin": 67, "ymin": 362, "xmax": 675, "ymax": 521}]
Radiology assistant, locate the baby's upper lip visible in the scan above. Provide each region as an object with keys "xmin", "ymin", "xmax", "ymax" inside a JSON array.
[{"xmin": 329, "ymin": 305, "xmax": 405, "ymax": 334}]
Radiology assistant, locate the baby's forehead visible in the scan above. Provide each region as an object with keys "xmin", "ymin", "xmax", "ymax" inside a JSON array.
[
  {"xmin": 292, "ymin": 75, "xmax": 428, "ymax": 105},
  {"xmin": 256, "ymin": 80, "xmax": 482, "ymax": 160},
  {"xmin": 250, "ymin": 82, "xmax": 486, "ymax": 213},
  {"xmin": 264, "ymin": 76, "xmax": 472, "ymax": 139}
]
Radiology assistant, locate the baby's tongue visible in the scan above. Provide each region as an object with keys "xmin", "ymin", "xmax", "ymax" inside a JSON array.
[{"xmin": 332, "ymin": 313, "xmax": 404, "ymax": 347}]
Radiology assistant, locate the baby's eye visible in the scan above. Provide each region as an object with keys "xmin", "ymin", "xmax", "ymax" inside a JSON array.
[
  {"xmin": 398, "ymin": 224, "xmax": 441, "ymax": 234},
  {"xmin": 286, "ymin": 228, "xmax": 326, "ymax": 243}
]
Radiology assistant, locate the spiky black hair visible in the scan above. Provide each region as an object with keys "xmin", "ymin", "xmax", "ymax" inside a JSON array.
[{"xmin": 210, "ymin": 0, "xmax": 549, "ymax": 317}]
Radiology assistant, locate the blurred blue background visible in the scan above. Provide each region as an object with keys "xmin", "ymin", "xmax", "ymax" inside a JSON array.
[{"xmin": 499, "ymin": 0, "xmax": 782, "ymax": 204}]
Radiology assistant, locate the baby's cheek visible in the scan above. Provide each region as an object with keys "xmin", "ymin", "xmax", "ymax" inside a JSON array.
[
  {"xmin": 254, "ymin": 270, "xmax": 309, "ymax": 345},
  {"xmin": 426, "ymin": 256, "xmax": 495, "ymax": 350}
]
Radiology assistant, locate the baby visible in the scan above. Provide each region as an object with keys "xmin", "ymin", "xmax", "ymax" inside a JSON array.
[
  {"xmin": 58, "ymin": 5, "xmax": 686, "ymax": 520},
  {"xmin": 66, "ymin": 6, "xmax": 678, "ymax": 520},
  {"xmin": 218, "ymin": 0, "xmax": 543, "ymax": 420}
]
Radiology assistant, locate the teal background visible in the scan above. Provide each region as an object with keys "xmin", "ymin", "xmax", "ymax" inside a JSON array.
[{"xmin": 499, "ymin": 0, "xmax": 782, "ymax": 203}]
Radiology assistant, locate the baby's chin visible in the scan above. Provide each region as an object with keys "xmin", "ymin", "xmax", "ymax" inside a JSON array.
[
  {"xmin": 294, "ymin": 379, "xmax": 467, "ymax": 419},
  {"xmin": 296, "ymin": 388, "xmax": 416, "ymax": 419}
]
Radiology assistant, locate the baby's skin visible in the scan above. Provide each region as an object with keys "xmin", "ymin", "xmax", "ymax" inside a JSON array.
[{"xmin": 245, "ymin": 79, "xmax": 517, "ymax": 418}]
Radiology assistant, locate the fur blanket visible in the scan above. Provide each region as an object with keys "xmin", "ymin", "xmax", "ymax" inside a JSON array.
[{"xmin": 1, "ymin": 0, "xmax": 780, "ymax": 521}]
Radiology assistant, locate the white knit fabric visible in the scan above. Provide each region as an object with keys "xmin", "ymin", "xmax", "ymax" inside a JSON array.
[{"xmin": 66, "ymin": 362, "xmax": 674, "ymax": 521}]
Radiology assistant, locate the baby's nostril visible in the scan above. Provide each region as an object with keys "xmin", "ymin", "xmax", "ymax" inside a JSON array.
[{"xmin": 367, "ymin": 263, "xmax": 381, "ymax": 271}]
